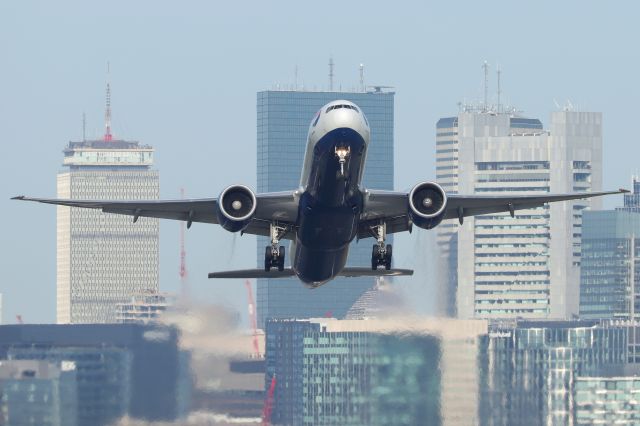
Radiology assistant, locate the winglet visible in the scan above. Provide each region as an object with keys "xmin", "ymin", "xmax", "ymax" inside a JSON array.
[
  {"xmin": 620, "ymin": 188, "xmax": 631, "ymax": 194},
  {"xmin": 11, "ymin": 195, "xmax": 25, "ymax": 200}
]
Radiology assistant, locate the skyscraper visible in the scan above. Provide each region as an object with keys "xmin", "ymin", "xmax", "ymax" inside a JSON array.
[
  {"xmin": 56, "ymin": 80, "xmax": 159, "ymax": 324},
  {"xmin": 256, "ymin": 89, "xmax": 394, "ymax": 328},
  {"xmin": 437, "ymin": 107, "xmax": 602, "ymax": 320}
]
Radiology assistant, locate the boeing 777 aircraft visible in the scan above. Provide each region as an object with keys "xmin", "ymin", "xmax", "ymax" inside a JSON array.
[{"xmin": 13, "ymin": 100, "xmax": 626, "ymax": 287}]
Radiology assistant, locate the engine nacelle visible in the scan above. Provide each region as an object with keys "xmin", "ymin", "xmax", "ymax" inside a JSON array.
[
  {"xmin": 408, "ymin": 181, "xmax": 448, "ymax": 230},
  {"xmin": 217, "ymin": 185, "xmax": 257, "ymax": 232}
]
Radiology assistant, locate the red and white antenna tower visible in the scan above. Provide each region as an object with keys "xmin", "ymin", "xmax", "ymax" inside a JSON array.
[
  {"xmin": 179, "ymin": 188, "xmax": 189, "ymax": 301},
  {"xmin": 104, "ymin": 62, "xmax": 113, "ymax": 141}
]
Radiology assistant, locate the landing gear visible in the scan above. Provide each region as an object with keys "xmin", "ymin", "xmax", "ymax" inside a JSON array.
[
  {"xmin": 370, "ymin": 222, "xmax": 392, "ymax": 270},
  {"xmin": 264, "ymin": 223, "xmax": 287, "ymax": 272}
]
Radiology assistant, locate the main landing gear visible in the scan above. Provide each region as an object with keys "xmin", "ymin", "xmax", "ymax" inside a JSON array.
[
  {"xmin": 371, "ymin": 222, "xmax": 392, "ymax": 270},
  {"xmin": 264, "ymin": 223, "xmax": 287, "ymax": 272}
]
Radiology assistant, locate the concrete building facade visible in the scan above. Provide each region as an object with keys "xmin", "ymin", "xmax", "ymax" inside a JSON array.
[
  {"xmin": 57, "ymin": 139, "xmax": 159, "ymax": 323},
  {"xmin": 436, "ymin": 109, "xmax": 602, "ymax": 320},
  {"xmin": 256, "ymin": 89, "xmax": 394, "ymax": 328}
]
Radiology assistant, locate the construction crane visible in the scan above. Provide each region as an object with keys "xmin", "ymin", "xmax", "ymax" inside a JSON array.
[
  {"xmin": 262, "ymin": 374, "xmax": 276, "ymax": 426},
  {"xmin": 245, "ymin": 280, "xmax": 260, "ymax": 357}
]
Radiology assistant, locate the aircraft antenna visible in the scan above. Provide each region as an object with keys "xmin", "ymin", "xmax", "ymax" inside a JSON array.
[
  {"xmin": 482, "ymin": 61, "xmax": 489, "ymax": 112},
  {"xmin": 329, "ymin": 56, "xmax": 334, "ymax": 91},
  {"xmin": 359, "ymin": 64, "xmax": 365, "ymax": 92},
  {"xmin": 104, "ymin": 61, "xmax": 113, "ymax": 141}
]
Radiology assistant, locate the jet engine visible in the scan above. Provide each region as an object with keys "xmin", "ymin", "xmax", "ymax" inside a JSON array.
[
  {"xmin": 408, "ymin": 181, "xmax": 448, "ymax": 230},
  {"xmin": 217, "ymin": 185, "xmax": 257, "ymax": 232}
]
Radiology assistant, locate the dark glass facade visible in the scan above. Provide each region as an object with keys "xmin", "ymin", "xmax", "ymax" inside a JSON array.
[
  {"xmin": 265, "ymin": 319, "xmax": 443, "ymax": 426},
  {"xmin": 580, "ymin": 211, "xmax": 640, "ymax": 319},
  {"xmin": 0, "ymin": 324, "xmax": 190, "ymax": 425},
  {"xmin": 487, "ymin": 320, "xmax": 627, "ymax": 425},
  {"xmin": 256, "ymin": 90, "xmax": 394, "ymax": 327}
]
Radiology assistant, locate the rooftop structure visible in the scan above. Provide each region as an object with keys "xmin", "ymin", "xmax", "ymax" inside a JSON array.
[{"xmin": 115, "ymin": 291, "xmax": 176, "ymax": 324}]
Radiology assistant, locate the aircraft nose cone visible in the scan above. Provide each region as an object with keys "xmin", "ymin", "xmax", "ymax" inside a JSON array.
[{"xmin": 333, "ymin": 109, "xmax": 355, "ymax": 127}]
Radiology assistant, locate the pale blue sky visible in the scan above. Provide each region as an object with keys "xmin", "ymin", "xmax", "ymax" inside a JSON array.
[{"xmin": 2, "ymin": 1, "xmax": 638, "ymax": 324}]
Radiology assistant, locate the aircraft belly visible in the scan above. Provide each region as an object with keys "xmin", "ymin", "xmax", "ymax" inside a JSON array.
[{"xmin": 293, "ymin": 242, "xmax": 349, "ymax": 286}]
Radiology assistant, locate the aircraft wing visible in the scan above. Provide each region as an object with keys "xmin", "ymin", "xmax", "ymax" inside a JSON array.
[
  {"xmin": 358, "ymin": 189, "xmax": 627, "ymax": 239},
  {"xmin": 11, "ymin": 191, "xmax": 299, "ymax": 239}
]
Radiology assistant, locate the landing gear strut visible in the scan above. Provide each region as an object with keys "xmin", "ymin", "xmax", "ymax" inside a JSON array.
[
  {"xmin": 264, "ymin": 223, "xmax": 287, "ymax": 272},
  {"xmin": 370, "ymin": 222, "xmax": 392, "ymax": 270}
]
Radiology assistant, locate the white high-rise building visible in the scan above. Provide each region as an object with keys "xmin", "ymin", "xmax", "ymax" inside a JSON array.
[
  {"xmin": 56, "ymin": 138, "xmax": 159, "ymax": 323},
  {"xmin": 437, "ymin": 108, "xmax": 602, "ymax": 320}
]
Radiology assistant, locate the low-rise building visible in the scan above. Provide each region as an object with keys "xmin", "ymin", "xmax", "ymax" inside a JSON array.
[
  {"xmin": 0, "ymin": 360, "xmax": 77, "ymax": 426},
  {"xmin": 266, "ymin": 317, "xmax": 488, "ymax": 426}
]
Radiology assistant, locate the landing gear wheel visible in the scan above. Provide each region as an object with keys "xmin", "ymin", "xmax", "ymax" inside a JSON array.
[
  {"xmin": 277, "ymin": 246, "xmax": 285, "ymax": 271},
  {"xmin": 264, "ymin": 246, "xmax": 272, "ymax": 271},
  {"xmin": 384, "ymin": 244, "xmax": 392, "ymax": 270},
  {"xmin": 372, "ymin": 245, "xmax": 380, "ymax": 270}
]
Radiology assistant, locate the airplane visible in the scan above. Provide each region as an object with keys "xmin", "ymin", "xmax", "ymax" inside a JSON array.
[{"xmin": 13, "ymin": 99, "xmax": 626, "ymax": 287}]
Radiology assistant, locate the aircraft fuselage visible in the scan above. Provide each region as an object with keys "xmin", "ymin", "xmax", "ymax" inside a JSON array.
[{"xmin": 292, "ymin": 101, "xmax": 371, "ymax": 286}]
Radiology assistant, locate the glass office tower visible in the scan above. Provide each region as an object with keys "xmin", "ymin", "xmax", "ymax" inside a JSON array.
[
  {"xmin": 256, "ymin": 90, "xmax": 394, "ymax": 328},
  {"xmin": 580, "ymin": 210, "xmax": 640, "ymax": 319}
]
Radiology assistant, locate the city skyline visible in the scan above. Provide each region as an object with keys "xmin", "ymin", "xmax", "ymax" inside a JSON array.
[{"xmin": 4, "ymin": 1, "xmax": 639, "ymax": 324}]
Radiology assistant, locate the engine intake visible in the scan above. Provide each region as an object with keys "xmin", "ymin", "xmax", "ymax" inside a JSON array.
[
  {"xmin": 217, "ymin": 185, "xmax": 257, "ymax": 232},
  {"xmin": 408, "ymin": 181, "xmax": 447, "ymax": 229}
]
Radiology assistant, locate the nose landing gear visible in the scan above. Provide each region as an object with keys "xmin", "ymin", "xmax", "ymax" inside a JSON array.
[
  {"xmin": 370, "ymin": 222, "xmax": 392, "ymax": 270},
  {"xmin": 335, "ymin": 146, "xmax": 351, "ymax": 177},
  {"xmin": 264, "ymin": 223, "xmax": 288, "ymax": 272}
]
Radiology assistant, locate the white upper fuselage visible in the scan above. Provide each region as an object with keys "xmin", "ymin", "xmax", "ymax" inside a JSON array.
[{"xmin": 300, "ymin": 100, "xmax": 371, "ymax": 188}]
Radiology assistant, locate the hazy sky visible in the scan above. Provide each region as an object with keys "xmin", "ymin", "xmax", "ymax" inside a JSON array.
[{"xmin": 2, "ymin": 1, "xmax": 639, "ymax": 324}]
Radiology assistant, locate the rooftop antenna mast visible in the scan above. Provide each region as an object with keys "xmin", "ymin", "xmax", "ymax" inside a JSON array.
[
  {"xmin": 82, "ymin": 112, "xmax": 86, "ymax": 142},
  {"xmin": 294, "ymin": 65, "xmax": 298, "ymax": 91},
  {"xmin": 104, "ymin": 62, "xmax": 113, "ymax": 141},
  {"xmin": 329, "ymin": 56, "xmax": 334, "ymax": 91},
  {"xmin": 496, "ymin": 65, "xmax": 501, "ymax": 113},
  {"xmin": 482, "ymin": 61, "xmax": 489, "ymax": 112},
  {"xmin": 359, "ymin": 64, "xmax": 365, "ymax": 92}
]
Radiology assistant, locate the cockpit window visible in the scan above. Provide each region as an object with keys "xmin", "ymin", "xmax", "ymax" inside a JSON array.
[
  {"xmin": 312, "ymin": 110, "xmax": 321, "ymax": 127},
  {"xmin": 326, "ymin": 104, "xmax": 359, "ymax": 113}
]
